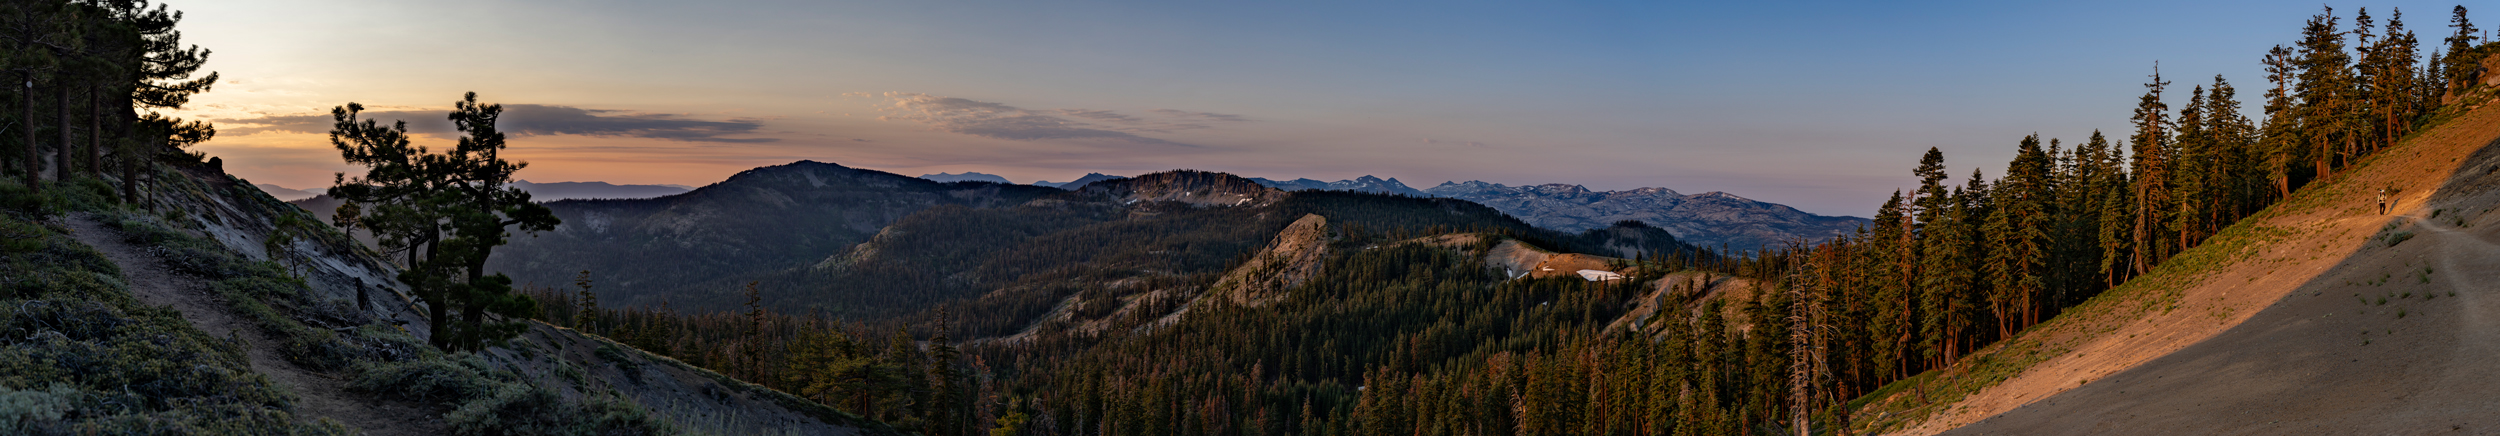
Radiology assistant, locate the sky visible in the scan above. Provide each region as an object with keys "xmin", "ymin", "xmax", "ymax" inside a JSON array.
[{"xmin": 169, "ymin": 0, "xmax": 2480, "ymax": 216}]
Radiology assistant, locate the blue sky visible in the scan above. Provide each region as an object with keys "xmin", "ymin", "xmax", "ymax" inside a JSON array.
[{"xmin": 175, "ymin": 0, "xmax": 2479, "ymax": 215}]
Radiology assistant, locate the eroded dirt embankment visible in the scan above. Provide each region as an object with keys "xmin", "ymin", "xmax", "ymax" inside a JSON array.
[{"xmin": 1905, "ymin": 94, "xmax": 2500, "ymax": 435}]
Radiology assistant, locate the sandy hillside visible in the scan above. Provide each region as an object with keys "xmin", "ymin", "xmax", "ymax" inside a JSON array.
[
  {"xmin": 1604, "ymin": 271, "xmax": 1759, "ymax": 336},
  {"xmin": 1876, "ymin": 90, "xmax": 2500, "ymax": 434}
]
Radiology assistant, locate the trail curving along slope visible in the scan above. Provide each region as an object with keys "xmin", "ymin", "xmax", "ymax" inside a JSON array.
[{"xmin": 1886, "ymin": 95, "xmax": 2500, "ymax": 435}]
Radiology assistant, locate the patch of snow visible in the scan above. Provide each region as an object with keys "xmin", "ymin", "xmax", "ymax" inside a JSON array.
[{"xmin": 1576, "ymin": 269, "xmax": 1624, "ymax": 281}]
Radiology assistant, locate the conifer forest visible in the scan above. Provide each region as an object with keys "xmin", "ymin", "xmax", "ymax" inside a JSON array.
[{"xmin": 4, "ymin": 1, "xmax": 2497, "ymax": 435}]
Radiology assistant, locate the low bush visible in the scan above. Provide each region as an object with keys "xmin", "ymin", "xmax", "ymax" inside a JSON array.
[
  {"xmin": 446, "ymin": 385, "xmax": 674, "ymax": 436},
  {"xmin": 349, "ymin": 357, "xmax": 505, "ymax": 405},
  {"xmin": 2381, "ymin": 230, "xmax": 2415, "ymax": 247},
  {"xmin": 353, "ymin": 353, "xmax": 676, "ymax": 436}
]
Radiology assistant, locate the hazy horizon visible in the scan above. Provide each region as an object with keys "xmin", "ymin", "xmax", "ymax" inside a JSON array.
[{"xmin": 171, "ymin": 0, "xmax": 2476, "ymax": 216}]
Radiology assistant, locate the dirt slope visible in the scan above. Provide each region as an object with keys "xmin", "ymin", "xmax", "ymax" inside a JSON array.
[
  {"xmin": 1604, "ymin": 271, "xmax": 1758, "ymax": 336},
  {"xmin": 1894, "ymin": 93, "xmax": 2500, "ymax": 434},
  {"xmin": 1211, "ymin": 214, "xmax": 1332, "ymax": 305},
  {"xmin": 65, "ymin": 214, "xmax": 444, "ymax": 435}
]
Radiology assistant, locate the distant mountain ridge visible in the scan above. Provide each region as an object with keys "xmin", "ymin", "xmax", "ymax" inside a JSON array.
[
  {"xmin": 511, "ymin": 179, "xmax": 693, "ymax": 200},
  {"xmin": 253, "ymin": 183, "xmax": 322, "ymax": 201},
  {"xmin": 278, "ymin": 160, "xmax": 1065, "ymax": 310},
  {"xmin": 1090, "ymin": 170, "xmax": 1289, "ymax": 207},
  {"xmin": 1247, "ymin": 175, "xmax": 1428, "ymax": 196},
  {"xmin": 271, "ymin": 180, "xmax": 692, "ymax": 203},
  {"xmin": 1423, "ymin": 180, "xmax": 1865, "ymax": 251},
  {"xmin": 1048, "ymin": 172, "xmax": 1126, "ymax": 190},
  {"xmin": 1236, "ymin": 174, "xmax": 1864, "ymax": 250},
  {"xmin": 919, "ymin": 172, "xmax": 1013, "ymax": 184}
]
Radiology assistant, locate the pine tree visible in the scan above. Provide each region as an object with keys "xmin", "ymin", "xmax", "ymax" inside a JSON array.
[
  {"xmin": 2376, "ymin": 9, "xmax": 2422, "ymax": 150},
  {"xmin": 1916, "ymin": 184, "xmax": 1961, "ymax": 369},
  {"xmin": 2446, "ymin": 6, "xmax": 2479, "ymax": 91},
  {"xmin": 327, "ymin": 93, "xmax": 559, "ymax": 352},
  {"xmin": 2047, "ymin": 137, "xmax": 2096, "ymax": 308},
  {"xmin": 2261, "ymin": 45, "xmax": 2304, "ymax": 198},
  {"xmin": 1991, "ymin": 135, "xmax": 2055, "ymax": 334},
  {"xmin": 2172, "ymin": 85, "xmax": 2211, "ymax": 248},
  {"xmin": 2092, "ymin": 132, "xmax": 2134, "ymax": 288},
  {"xmin": 574, "ymin": 270, "xmax": 598, "ymax": 328},
  {"xmin": 2128, "ymin": 66, "xmax": 2175, "ymax": 275},
  {"xmin": 2202, "ymin": 76, "xmax": 2260, "ymax": 225},
  {"xmin": 1866, "ymin": 191, "xmax": 1912, "ymax": 380},
  {"xmin": 2, "ymin": 1, "xmax": 76, "ymax": 190},
  {"xmin": 2295, "ymin": 7, "xmax": 2355, "ymax": 177}
]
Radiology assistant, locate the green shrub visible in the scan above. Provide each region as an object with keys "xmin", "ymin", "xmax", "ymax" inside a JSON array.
[
  {"xmin": 446, "ymin": 386, "xmax": 674, "ymax": 436},
  {"xmin": 2381, "ymin": 230, "xmax": 2415, "ymax": 247},
  {"xmin": 0, "ymin": 181, "xmax": 54, "ymax": 216},
  {"xmin": 0, "ymin": 383, "xmax": 78, "ymax": 432},
  {"xmin": 50, "ymin": 178, "xmax": 118, "ymax": 213},
  {"xmin": 349, "ymin": 358, "xmax": 504, "ymax": 405}
]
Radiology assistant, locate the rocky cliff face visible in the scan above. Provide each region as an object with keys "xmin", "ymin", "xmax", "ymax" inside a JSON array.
[
  {"xmin": 1424, "ymin": 181, "xmax": 1865, "ymax": 251},
  {"xmin": 1083, "ymin": 170, "xmax": 1287, "ymax": 207}
]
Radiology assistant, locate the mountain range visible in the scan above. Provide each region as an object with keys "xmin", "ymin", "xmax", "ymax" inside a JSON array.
[
  {"xmin": 257, "ymin": 180, "xmax": 694, "ymax": 202},
  {"xmin": 1247, "ymin": 175, "xmax": 1428, "ymax": 196},
  {"xmin": 1421, "ymin": 180, "xmax": 1866, "ymax": 251},
  {"xmin": 252, "ymin": 183, "xmax": 323, "ymax": 201},
  {"xmin": 1040, "ymin": 172, "xmax": 1126, "ymax": 190},
  {"xmin": 508, "ymin": 179, "xmax": 695, "ymax": 200},
  {"xmin": 918, "ymin": 171, "xmax": 1013, "ymax": 184},
  {"xmin": 1243, "ymin": 175, "xmax": 1867, "ymax": 250}
]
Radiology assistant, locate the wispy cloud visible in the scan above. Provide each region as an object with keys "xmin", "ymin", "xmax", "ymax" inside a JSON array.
[
  {"xmin": 218, "ymin": 104, "xmax": 779, "ymax": 143},
  {"xmin": 1147, "ymin": 109, "xmax": 1247, "ymax": 123},
  {"xmin": 867, "ymin": 92, "xmax": 1248, "ymax": 146}
]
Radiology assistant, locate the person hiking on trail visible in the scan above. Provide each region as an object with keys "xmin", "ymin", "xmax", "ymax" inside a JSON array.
[{"xmin": 2378, "ymin": 188, "xmax": 2389, "ymax": 215}]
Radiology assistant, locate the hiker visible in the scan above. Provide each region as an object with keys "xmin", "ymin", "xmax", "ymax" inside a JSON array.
[{"xmin": 2377, "ymin": 188, "xmax": 2389, "ymax": 215}]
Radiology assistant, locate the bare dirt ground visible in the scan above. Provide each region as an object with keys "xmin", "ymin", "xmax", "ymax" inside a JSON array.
[
  {"xmin": 1902, "ymin": 97, "xmax": 2500, "ymax": 434},
  {"xmin": 64, "ymin": 214, "xmax": 444, "ymax": 436}
]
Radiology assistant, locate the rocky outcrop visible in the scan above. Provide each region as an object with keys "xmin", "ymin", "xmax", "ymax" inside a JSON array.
[
  {"xmin": 1083, "ymin": 170, "xmax": 1287, "ymax": 207},
  {"xmin": 1210, "ymin": 214, "xmax": 1332, "ymax": 306}
]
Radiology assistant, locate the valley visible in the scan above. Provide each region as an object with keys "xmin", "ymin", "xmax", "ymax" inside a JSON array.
[{"xmin": 8, "ymin": 1, "xmax": 2498, "ymax": 435}]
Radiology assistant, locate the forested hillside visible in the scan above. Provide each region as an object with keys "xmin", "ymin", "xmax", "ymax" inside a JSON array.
[
  {"xmin": 478, "ymin": 161, "xmax": 1064, "ymax": 310},
  {"xmin": 454, "ymin": 7, "xmax": 2498, "ymax": 435},
  {"xmin": 559, "ymin": 5, "xmax": 2486, "ymax": 435},
  {"xmin": 13, "ymin": 1, "xmax": 2475, "ymax": 435}
]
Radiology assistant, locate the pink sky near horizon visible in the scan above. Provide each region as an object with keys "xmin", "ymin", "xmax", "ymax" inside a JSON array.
[{"xmin": 167, "ymin": 0, "xmax": 2443, "ymax": 217}]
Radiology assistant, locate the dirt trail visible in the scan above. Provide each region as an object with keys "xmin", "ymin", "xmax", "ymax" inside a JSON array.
[
  {"xmin": 1936, "ymin": 165, "xmax": 2500, "ymax": 433},
  {"xmin": 64, "ymin": 214, "xmax": 442, "ymax": 436}
]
